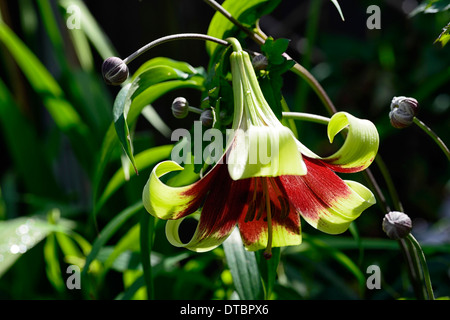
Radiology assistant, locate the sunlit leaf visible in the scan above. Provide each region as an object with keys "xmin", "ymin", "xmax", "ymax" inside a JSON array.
[
  {"xmin": 435, "ymin": 22, "xmax": 450, "ymax": 47},
  {"xmin": 410, "ymin": 0, "xmax": 450, "ymax": 15},
  {"xmin": 0, "ymin": 217, "xmax": 62, "ymax": 278}
]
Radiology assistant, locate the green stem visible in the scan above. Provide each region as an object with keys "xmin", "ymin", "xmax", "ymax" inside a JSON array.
[
  {"xmin": 413, "ymin": 117, "xmax": 450, "ymax": 162},
  {"xmin": 282, "ymin": 111, "xmax": 330, "ymax": 125},
  {"xmin": 399, "ymin": 238, "xmax": 426, "ymax": 300},
  {"xmin": 123, "ymin": 33, "xmax": 229, "ymax": 65},
  {"xmin": 280, "ymin": 98, "xmax": 299, "ymax": 137},
  {"xmin": 407, "ymin": 234, "xmax": 435, "ymax": 300},
  {"xmin": 294, "ymin": 0, "xmax": 322, "ymax": 112},
  {"xmin": 374, "ymin": 155, "xmax": 404, "ymax": 212}
]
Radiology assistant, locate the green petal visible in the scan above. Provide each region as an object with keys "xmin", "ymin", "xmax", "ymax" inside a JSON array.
[
  {"xmin": 323, "ymin": 112, "xmax": 379, "ymax": 172},
  {"xmin": 142, "ymin": 161, "xmax": 212, "ymax": 220},
  {"xmin": 227, "ymin": 125, "xmax": 306, "ymax": 180},
  {"xmin": 313, "ymin": 180, "xmax": 376, "ymax": 234},
  {"xmin": 165, "ymin": 215, "xmax": 228, "ymax": 252}
]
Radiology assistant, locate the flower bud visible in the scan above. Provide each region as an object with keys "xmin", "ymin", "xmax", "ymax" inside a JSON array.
[
  {"xmin": 102, "ymin": 57, "xmax": 129, "ymax": 86},
  {"xmin": 252, "ymin": 54, "xmax": 269, "ymax": 71},
  {"xmin": 171, "ymin": 97, "xmax": 189, "ymax": 119},
  {"xmin": 389, "ymin": 96, "xmax": 419, "ymax": 129},
  {"xmin": 200, "ymin": 109, "xmax": 214, "ymax": 127},
  {"xmin": 382, "ymin": 211, "xmax": 412, "ymax": 240}
]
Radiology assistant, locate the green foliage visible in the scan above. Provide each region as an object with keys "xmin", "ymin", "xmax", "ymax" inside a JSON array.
[
  {"xmin": 435, "ymin": 22, "xmax": 450, "ymax": 46},
  {"xmin": 206, "ymin": 0, "xmax": 281, "ymax": 56}
]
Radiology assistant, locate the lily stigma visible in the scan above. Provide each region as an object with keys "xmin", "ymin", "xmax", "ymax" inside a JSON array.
[{"xmin": 142, "ymin": 37, "xmax": 379, "ymax": 258}]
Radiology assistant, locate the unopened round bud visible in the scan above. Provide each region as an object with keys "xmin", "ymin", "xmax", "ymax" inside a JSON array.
[
  {"xmin": 252, "ymin": 54, "xmax": 269, "ymax": 71},
  {"xmin": 382, "ymin": 211, "xmax": 412, "ymax": 240},
  {"xmin": 389, "ymin": 96, "xmax": 419, "ymax": 129},
  {"xmin": 102, "ymin": 57, "xmax": 129, "ymax": 86},
  {"xmin": 172, "ymin": 97, "xmax": 189, "ymax": 119},
  {"xmin": 200, "ymin": 109, "xmax": 214, "ymax": 127}
]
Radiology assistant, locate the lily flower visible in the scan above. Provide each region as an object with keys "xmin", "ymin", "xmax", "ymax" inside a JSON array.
[{"xmin": 142, "ymin": 38, "xmax": 379, "ymax": 256}]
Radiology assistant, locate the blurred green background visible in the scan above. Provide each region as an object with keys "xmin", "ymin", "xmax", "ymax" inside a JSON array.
[{"xmin": 0, "ymin": 0, "xmax": 449, "ymax": 300}]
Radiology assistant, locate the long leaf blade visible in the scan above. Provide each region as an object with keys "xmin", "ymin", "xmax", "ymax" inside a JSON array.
[{"xmin": 223, "ymin": 228, "xmax": 264, "ymax": 300}]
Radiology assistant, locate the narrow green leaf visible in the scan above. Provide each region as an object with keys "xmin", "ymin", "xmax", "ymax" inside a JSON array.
[
  {"xmin": 435, "ymin": 22, "xmax": 450, "ymax": 47},
  {"xmin": 0, "ymin": 79, "xmax": 61, "ymax": 196},
  {"xmin": 44, "ymin": 233, "xmax": 65, "ymax": 292},
  {"xmin": 0, "ymin": 22, "xmax": 93, "ymax": 172},
  {"xmin": 59, "ymin": 0, "xmax": 118, "ymax": 59},
  {"xmin": 116, "ymin": 274, "xmax": 146, "ymax": 300},
  {"xmin": 101, "ymin": 223, "xmax": 140, "ymax": 277},
  {"xmin": 36, "ymin": 0, "xmax": 67, "ymax": 69},
  {"xmin": 223, "ymin": 228, "xmax": 264, "ymax": 300},
  {"xmin": 410, "ymin": 0, "xmax": 450, "ymax": 15},
  {"xmin": 82, "ymin": 201, "xmax": 143, "ymax": 277},
  {"xmin": 113, "ymin": 83, "xmax": 137, "ymax": 173}
]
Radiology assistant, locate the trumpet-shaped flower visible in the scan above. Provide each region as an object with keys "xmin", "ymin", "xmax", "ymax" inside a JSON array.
[{"xmin": 142, "ymin": 38, "xmax": 379, "ymax": 255}]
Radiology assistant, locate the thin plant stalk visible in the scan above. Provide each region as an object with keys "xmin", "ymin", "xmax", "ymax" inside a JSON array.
[
  {"xmin": 413, "ymin": 117, "xmax": 450, "ymax": 161},
  {"xmin": 123, "ymin": 33, "xmax": 229, "ymax": 65},
  {"xmin": 399, "ymin": 238, "xmax": 427, "ymax": 300},
  {"xmin": 407, "ymin": 234, "xmax": 435, "ymax": 300}
]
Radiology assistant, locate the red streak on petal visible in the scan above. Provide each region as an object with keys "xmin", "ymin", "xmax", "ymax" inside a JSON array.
[
  {"xmin": 174, "ymin": 164, "xmax": 222, "ymax": 219},
  {"xmin": 277, "ymin": 157, "xmax": 352, "ymax": 221},
  {"xmin": 238, "ymin": 178, "xmax": 301, "ymax": 247},
  {"xmin": 196, "ymin": 164, "xmax": 252, "ymax": 239}
]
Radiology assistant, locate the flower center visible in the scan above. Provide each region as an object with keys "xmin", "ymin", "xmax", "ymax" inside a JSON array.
[{"xmin": 243, "ymin": 177, "xmax": 291, "ymax": 259}]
